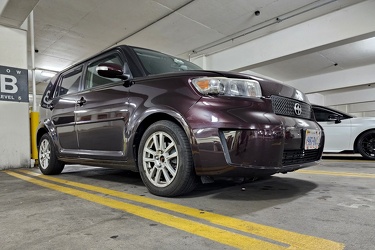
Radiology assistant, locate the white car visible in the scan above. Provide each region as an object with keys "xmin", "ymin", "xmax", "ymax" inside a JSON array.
[{"xmin": 312, "ymin": 105, "xmax": 375, "ymax": 160}]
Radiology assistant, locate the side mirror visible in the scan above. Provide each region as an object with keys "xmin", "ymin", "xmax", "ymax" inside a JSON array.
[
  {"xmin": 96, "ymin": 63, "xmax": 129, "ymax": 80},
  {"xmin": 328, "ymin": 114, "xmax": 342, "ymax": 124}
]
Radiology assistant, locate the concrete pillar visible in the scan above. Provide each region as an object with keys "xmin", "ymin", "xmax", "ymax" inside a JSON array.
[{"xmin": 0, "ymin": 25, "xmax": 30, "ymax": 169}]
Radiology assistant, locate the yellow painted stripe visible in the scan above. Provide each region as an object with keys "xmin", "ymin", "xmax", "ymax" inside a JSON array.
[
  {"xmin": 18, "ymin": 169, "xmax": 343, "ymax": 250},
  {"xmin": 297, "ymin": 169, "xmax": 375, "ymax": 178},
  {"xmin": 5, "ymin": 170, "xmax": 284, "ymax": 250},
  {"xmin": 322, "ymin": 159, "xmax": 375, "ymax": 163}
]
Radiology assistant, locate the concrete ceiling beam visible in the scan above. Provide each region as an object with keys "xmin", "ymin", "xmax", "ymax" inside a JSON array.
[{"xmin": 193, "ymin": 0, "xmax": 375, "ymax": 72}]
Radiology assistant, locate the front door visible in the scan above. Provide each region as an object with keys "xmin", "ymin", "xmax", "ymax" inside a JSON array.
[{"xmin": 75, "ymin": 52, "xmax": 130, "ymax": 160}]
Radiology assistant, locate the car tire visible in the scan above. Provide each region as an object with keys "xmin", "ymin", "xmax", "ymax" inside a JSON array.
[
  {"xmin": 38, "ymin": 133, "xmax": 65, "ymax": 175},
  {"xmin": 356, "ymin": 130, "xmax": 375, "ymax": 160},
  {"xmin": 138, "ymin": 120, "xmax": 198, "ymax": 197}
]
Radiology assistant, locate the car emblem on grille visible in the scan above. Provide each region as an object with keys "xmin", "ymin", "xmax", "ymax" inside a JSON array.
[{"xmin": 294, "ymin": 103, "xmax": 302, "ymax": 116}]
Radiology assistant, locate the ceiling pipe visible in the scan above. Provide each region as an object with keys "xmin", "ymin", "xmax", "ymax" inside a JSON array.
[
  {"xmin": 35, "ymin": 67, "xmax": 59, "ymax": 73},
  {"xmin": 190, "ymin": 0, "xmax": 338, "ymax": 55},
  {"xmin": 28, "ymin": 10, "xmax": 37, "ymax": 111}
]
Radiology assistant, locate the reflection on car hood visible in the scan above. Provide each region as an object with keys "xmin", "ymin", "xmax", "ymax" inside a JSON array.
[{"xmin": 350, "ymin": 117, "xmax": 375, "ymax": 123}]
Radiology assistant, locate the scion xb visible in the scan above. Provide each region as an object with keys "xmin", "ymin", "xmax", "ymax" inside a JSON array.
[{"xmin": 37, "ymin": 45, "xmax": 324, "ymax": 197}]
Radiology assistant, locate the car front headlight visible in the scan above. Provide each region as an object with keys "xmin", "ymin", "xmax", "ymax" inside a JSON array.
[{"xmin": 191, "ymin": 77, "xmax": 262, "ymax": 98}]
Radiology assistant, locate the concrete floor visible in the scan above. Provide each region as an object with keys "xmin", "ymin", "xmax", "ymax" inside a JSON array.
[{"xmin": 0, "ymin": 157, "xmax": 374, "ymax": 250}]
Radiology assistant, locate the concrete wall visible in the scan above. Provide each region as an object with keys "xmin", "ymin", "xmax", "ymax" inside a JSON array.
[
  {"xmin": 288, "ymin": 65, "xmax": 375, "ymax": 117},
  {"xmin": 306, "ymin": 93, "xmax": 324, "ymax": 106},
  {"xmin": 0, "ymin": 25, "xmax": 30, "ymax": 169}
]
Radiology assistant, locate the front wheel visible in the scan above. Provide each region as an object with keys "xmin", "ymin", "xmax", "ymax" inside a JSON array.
[
  {"xmin": 357, "ymin": 130, "xmax": 375, "ymax": 160},
  {"xmin": 38, "ymin": 133, "xmax": 65, "ymax": 175},
  {"xmin": 138, "ymin": 120, "xmax": 198, "ymax": 197}
]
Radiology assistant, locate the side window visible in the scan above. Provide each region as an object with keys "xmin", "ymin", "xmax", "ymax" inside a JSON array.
[
  {"xmin": 56, "ymin": 66, "xmax": 82, "ymax": 97},
  {"xmin": 314, "ymin": 108, "xmax": 336, "ymax": 122},
  {"xmin": 85, "ymin": 54, "xmax": 123, "ymax": 89}
]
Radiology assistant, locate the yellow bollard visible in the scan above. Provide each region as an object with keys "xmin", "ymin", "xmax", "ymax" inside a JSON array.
[{"xmin": 30, "ymin": 111, "xmax": 40, "ymax": 160}]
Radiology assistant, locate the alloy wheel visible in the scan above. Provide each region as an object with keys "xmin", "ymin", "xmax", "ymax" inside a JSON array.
[
  {"xmin": 142, "ymin": 131, "xmax": 179, "ymax": 187},
  {"xmin": 39, "ymin": 138, "xmax": 51, "ymax": 170},
  {"xmin": 360, "ymin": 133, "xmax": 375, "ymax": 158}
]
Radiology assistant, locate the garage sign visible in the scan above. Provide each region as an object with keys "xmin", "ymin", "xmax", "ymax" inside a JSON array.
[{"xmin": 0, "ymin": 65, "xmax": 28, "ymax": 103}]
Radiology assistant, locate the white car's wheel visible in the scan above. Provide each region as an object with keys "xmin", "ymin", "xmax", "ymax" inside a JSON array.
[
  {"xmin": 138, "ymin": 120, "xmax": 198, "ymax": 196},
  {"xmin": 357, "ymin": 130, "xmax": 375, "ymax": 160}
]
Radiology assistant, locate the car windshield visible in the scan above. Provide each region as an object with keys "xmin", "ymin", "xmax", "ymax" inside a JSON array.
[{"xmin": 133, "ymin": 47, "xmax": 202, "ymax": 75}]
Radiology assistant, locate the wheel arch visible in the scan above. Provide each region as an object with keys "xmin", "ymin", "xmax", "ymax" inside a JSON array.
[
  {"xmin": 130, "ymin": 111, "xmax": 195, "ymax": 170},
  {"xmin": 36, "ymin": 119, "xmax": 56, "ymax": 147},
  {"xmin": 37, "ymin": 127, "xmax": 48, "ymax": 147}
]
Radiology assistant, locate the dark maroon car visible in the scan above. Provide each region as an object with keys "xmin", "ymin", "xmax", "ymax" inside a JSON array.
[{"xmin": 37, "ymin": 45, "xmax": 324, "ymax": 196}]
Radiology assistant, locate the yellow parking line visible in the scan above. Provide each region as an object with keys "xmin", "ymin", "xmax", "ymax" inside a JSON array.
[
  {"xmin": 297, "ymin": 169, "xmax": 375, "ymax": 178},
  {"xmin": 322, "ymin": 159, "xmax": 375, "ymax": 163},
  {"xmin": 16, "ymin": 169, "xmax": 343, "ymax": 250},
  {"xmin": 5, "ymin": 170, "xmax": 285, "ymax": 249}
]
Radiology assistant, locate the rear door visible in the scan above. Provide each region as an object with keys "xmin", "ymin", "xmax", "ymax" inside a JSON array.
[
  {"xmin": 49, "ymin": 66, "xmax": 83, "ymax": 155},
  {"xmin": 75, "ymin": 52, "xmax": 130, "ymax": 160}
]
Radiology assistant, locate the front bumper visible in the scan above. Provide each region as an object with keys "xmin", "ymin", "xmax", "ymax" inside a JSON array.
[{"xmin": 188, "ymin": 106, "xmax": 324, "ymax": 177}]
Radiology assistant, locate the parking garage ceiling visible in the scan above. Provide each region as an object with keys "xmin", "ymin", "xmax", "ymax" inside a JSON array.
[{"xmin": 1, "ymin": 0, "xmax": 374, "ymax": 96}]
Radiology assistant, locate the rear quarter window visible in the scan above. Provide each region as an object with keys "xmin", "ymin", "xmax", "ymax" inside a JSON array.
[
  {"xmin": 40, "ymin": 75, "xmax": 59, "ymax": 108},
  {"xmin": 55, "ymin": 66, "xmax": 83, "ymax": 97}
]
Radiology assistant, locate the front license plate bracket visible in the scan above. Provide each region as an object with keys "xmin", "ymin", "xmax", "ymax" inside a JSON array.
[{"xmin": 304, "ymin": 129, "xmax": 321, "ymax": 150}]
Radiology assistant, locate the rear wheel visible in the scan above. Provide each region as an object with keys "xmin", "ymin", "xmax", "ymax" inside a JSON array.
[
  {"xmin": 38, "ymin": 133, "xmax": 65, "ymax": 175},
  {"xmin": 138, "ymin": 120, "xmax": 198, "ymax": 197},
  {"xmin": 357, "ymin": 131, "xmax": 375, "ymax": 160}
]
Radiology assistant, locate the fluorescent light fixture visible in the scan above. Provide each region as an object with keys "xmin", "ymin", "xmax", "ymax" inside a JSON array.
[{"xmin": 41, "ymin": 71, "xmax": 56, "ymax": 77}]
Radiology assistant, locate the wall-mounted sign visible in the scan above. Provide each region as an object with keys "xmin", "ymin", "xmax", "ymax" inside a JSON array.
[{"xmin": 0, "ymin": 65, "xmax": 28, "ymax": 103}]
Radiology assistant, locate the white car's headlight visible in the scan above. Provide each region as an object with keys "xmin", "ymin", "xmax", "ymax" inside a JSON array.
[{"xmin": 191, "ymin": 77, "xmax": 262, "ymax": 98}]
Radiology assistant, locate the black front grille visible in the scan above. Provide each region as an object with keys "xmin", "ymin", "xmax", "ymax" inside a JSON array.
[
  {"xmin": 282, "ymin": 149, "xmax": 320, "ymax": 165},
  {"xmin": 271, "ymin": 95, "xmax": 312, "ymax": 119}
]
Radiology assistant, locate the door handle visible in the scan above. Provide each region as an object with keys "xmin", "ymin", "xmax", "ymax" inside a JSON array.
[{"xmin": 76, "ymin": 97, "xmax": 87, "ymax": 106}]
